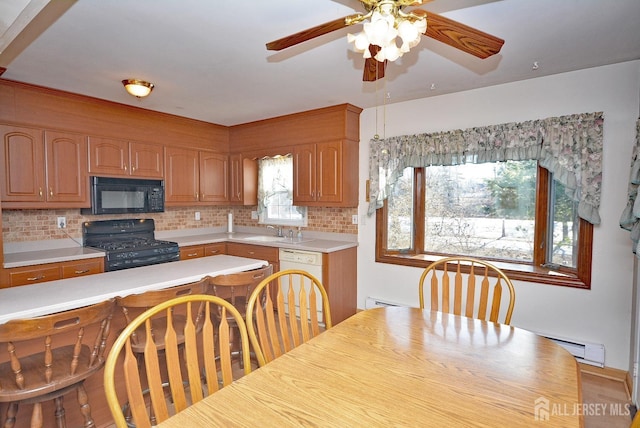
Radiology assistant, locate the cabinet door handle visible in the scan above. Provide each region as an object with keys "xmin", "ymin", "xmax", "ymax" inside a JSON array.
[
  {"xmin": 131, "ymin": 165, "xmax": 136, "ymax": 172},
  {"xmin": 74, "ymin": 269, "xmax": 90, "ymax": 274},
  {"xmin": 248, "ymin": 251, "xmax": 255, "ymax": 255},
  {"xmin": 39, "ymin": 188, "xmax": 43, "ymax": 199},
  {"xmin": 210, "ymin": 250, "xmax": 220, "ymax": 254},
  {"xmin": 187, "ymin": 252, "xmax": 198, "ymax": 257},
  {"xmin": 27, "ymin": 274, "xmax": 45, "ymax": 281},
  {"xmin": 49, "ymin": 188, "xmax": 53, "ymax": 197},
  {"xmin": 124, "ymin": 164, "xmax": 128, "ymax": 171}
]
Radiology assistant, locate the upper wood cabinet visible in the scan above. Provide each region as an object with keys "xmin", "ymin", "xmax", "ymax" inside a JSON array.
[
  {"xmin": 88, "ymin": 136, "xmax": 163, "ymax": 178},
  {"xmin": 200, "ymin": 151, "xmax": 228, "ymax": 203},
  {"xmin": 229, "ymin": 153, "xmax": 257, "ymax": 205},
  {"xmin": 0, "ymin": 125, "xmax": 88, "ymax": 208},
  {"xmin": 293, "ymin": 140, "xmax": 357, "ymax": 207},
  {"xmin": 165, "ymin": 147, "xmax": 229, "ymax": 205}
]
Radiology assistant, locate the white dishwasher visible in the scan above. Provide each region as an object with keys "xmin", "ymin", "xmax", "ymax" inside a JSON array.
[{"xmin": 278, "ymin": 248, "xmax": 324, "ymax": 320}]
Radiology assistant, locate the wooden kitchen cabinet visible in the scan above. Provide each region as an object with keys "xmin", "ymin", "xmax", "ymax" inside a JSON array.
[
  {"xmin": 229, "ymin": 153, "xmax": 258, "ymax": 205},
  {"xmin": 2, "ymin": 257, "xmax": 104, "ymax": 288},
  {"xmin": 61, "ymin": 258, "xmax": 104, "ymax": 278},
  {"xmin": 180, "ymin": 245, "xmax": 205, "ymax": 260},
  {"xmin": 165, "ymin": 147, "xmax": 229, "ymax": 205},
  {"xmin": 200, "ymin": 151, "xmax": 228, "ymax": 203},
  {"xmin": 226, "ymin": 242, "xmax": 279, "ymax": 272},
  {"xmin": 88, "ymin": 136, "xmax": 164, "ymax": 178},
  {"xmin": 204, "ymin": 242, "xmax": 226, "ymax": 256},
  {"xmin": 5, "ymin": 265, "xmax": 61, "ymax": 287},
  {"xmin": 293, "ymin": 140, "xmax": 357, "ymax": 207},
  {"xmin": 0, "ymin": 125, "xmax": 88, "ymax": 208},
  {"xmin": 180, "ymin": 242, "xmax": 226, "ymax": 260}
]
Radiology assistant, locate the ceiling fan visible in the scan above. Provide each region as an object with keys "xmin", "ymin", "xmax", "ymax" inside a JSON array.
[{"xmin": 266, "ymin": 0, "xmax": 504, "ymax": 82}]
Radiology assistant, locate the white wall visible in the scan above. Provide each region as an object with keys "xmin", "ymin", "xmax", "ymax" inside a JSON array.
[{"xmin": 356, "ymin": 60, "xmax": 640, "ymax": 370}]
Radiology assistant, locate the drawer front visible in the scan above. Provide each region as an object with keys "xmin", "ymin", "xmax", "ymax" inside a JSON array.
[
  {"xmin": 226, "ymin": 243, "xmax": 278, "ymax": 263},
  {"xmin": 9, "ymin": 266, "xmax": 61, "ymax": 287},
  {"xmin": 204, "ymin": 243, "xmax": 226, "ymax": 256},
  {"xmin": 180, "ymin": 245, "xmax": 205, "ymax": 260},
  {"xmin": 61, "ymin": 259, "xmax": 104, "ymax": 278}
]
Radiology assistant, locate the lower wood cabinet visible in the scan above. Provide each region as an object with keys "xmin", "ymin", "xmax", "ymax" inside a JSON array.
[
  {"xmin": 61, "ymin": 259, "xmax": 104, "ymax": 278},
  {"xmin": 2, "ymin": 257, "xmax": 104, "ymax": 288},
  {"xmin": 226, "ymin": 242, "xmax": 279, "ymax": 272},
  {"xmin": 179, "ymin": 242, "xmax": 226, "ymax": 260}
]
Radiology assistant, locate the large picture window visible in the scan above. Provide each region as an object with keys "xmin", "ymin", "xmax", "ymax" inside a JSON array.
[
  {"xmin": 370, "ymin": 112, "xmax": 602, "ymax": 289},
  {"xmin": 378, "ymin": 162, "xmax": 592, "ymax": 288}
]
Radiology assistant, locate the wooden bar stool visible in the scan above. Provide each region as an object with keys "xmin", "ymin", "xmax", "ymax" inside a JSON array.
[
  {"xmin": 0, "ymin": 299, "xmax": 115, "ymax": 428},
  {"xmin": 114, "ymin": 278, "xmax": 209, "ymax": 426},
  {"xmin": 209, "ymin": 265, "xmax": 273, "ymax": 366}
]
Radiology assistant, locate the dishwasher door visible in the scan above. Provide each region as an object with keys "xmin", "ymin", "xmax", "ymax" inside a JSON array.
[{"xmin": 278, "ymin": 248, "xmax": 324, "ymax": 320}]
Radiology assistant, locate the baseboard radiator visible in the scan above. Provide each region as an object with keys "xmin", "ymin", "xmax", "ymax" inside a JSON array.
[
  {"xmin": 365, "ymin": 297, "xmax": 405, "ymax": 309},
  {"xmin": 539, "ymin": 333, "xmax": 605, "ymax": 368},
  {"xmin": 365, "ymin": 297, "xmax": 606, "ymax": 368}
]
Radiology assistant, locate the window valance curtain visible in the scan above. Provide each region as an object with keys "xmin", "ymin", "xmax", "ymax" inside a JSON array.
[
  {"xmin": 368, "ymin": 112, "xmax": 604, "ymax": 225},
  {"xmin": 620, "ymin": 119, "xmax": 640, "ymax": 254}
]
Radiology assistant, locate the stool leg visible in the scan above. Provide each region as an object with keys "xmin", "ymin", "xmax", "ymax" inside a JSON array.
[
  {"xmin": 31, "ymin": 402, "xmax": 43, "ymax": 428},
  {"xmin": 3, "ymin": 402, "xmax": 18, "ymax": 428},
  {"xmin": 77, "ymin": 383, "xmax": 95, "ymax": 428},
  {"xmin": 54, "ymin": 396, "xmax": 65, "ymax": 428}
]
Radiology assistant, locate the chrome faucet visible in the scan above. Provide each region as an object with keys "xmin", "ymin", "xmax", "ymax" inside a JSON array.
[{"xmin": 267, "ymin": 225, "xmax": 284, "ymax": 237}]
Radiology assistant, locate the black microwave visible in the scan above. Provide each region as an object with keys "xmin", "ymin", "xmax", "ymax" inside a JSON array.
[{"xmin": 82, "ymin": 176, "xmax": 165, "ymax": 215}]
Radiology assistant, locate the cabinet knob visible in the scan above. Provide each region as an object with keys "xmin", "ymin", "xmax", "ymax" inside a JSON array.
[
  {"xmin": 49, "ymin": 188, "xmax": 53, "ymax": 197},
  {"xmin": 124, "ymin": 164, "xmax": 128, "ymax": 171},
  {"xmin": 39, "ymin": 188, "xmax": 43, "ymax": 199},
  {"xmin": 131, "ymin": 166, "xmax": 136, "ymax": 172}
]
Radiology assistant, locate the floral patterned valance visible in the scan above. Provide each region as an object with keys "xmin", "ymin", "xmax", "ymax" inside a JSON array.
[
  {"xmin": 368, "ymin": 112, "xmax": 604, "ymax": 225},
  {"xmin": 620, "ymin": 119, "xmax": 640, "ymax": 254}
]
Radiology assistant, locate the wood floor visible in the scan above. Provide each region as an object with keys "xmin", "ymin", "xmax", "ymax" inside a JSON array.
[{"xmin": 581, "ymin": 370, "xmax": 634, "ymax": 427}]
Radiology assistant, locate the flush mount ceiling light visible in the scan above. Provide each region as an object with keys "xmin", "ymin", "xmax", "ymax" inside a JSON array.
[{"xmin": 121, "ymin": 79, "xmax": 154, "ymax": 98}]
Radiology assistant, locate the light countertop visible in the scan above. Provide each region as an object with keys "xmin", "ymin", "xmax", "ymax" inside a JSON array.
[
  {"xmin": 0, "ymin": 254, "xmax": 267, "ymax": 324},
  {"xmin": 3, "ymin": 227, "xmax": 357, "ymax": 269}
]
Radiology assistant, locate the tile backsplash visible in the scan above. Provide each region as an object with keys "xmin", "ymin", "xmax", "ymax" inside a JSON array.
[{"xmin": 2, "ymin": 206, "xmax": 358, "ymax": 243}]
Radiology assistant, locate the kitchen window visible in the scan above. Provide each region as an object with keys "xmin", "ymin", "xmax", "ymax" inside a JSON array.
[
  {"xmin": 257, "ymin": 155, "xmax": 307, "ymax": 227},
  {"xmin": 376, "ymin": 161, "xmax": 593, "ymax": 288},
  {"xmin": 368, "ymin": 112, "xmax": 603, "ymax": 290}
]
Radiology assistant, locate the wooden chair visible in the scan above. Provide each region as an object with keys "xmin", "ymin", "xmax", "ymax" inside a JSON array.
[
  {"xmin": 104, "ymin": 294, "xmax": 251, "ymax": 428},
  {"xmin": 208, "ymin": 265, "xmax": 273, "ymax": 364},
  {"xmin": 115, "ymin": 277, "xmax": 210, "ymax": 356},
  {"xmin": 0, "ymin": 299, "xmax": 115, "ymax": 428},
  {"xmin": 246, "ymin": 269, "xmax": 332, "ymax": 366},
  {"xmin": 418, "ymin": 256, "xmax": 516, "ymax": 325}
]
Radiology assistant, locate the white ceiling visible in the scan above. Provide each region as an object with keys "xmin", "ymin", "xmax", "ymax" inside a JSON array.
[{"xmin": 1, "ymin": 0, "xmax": 640, "ymax": 126}]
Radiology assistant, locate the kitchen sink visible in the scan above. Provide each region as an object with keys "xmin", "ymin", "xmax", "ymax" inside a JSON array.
[
  {"xmin": 242, "ymin": 235, "xmax": 287, "ymax": 242},
  {"xmin": 241, "ymin": 235, "xmax": 315, "ymax": 244}
]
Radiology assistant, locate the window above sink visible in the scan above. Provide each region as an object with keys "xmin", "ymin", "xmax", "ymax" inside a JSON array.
[{"xmin": 257, "ymin": 155, "xmax": 308, "ymax": 227}]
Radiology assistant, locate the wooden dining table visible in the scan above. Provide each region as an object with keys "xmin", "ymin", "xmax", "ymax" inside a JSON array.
[{"xmin": 157, "ymin": 306, "xmax": 583, "ymax": 427}]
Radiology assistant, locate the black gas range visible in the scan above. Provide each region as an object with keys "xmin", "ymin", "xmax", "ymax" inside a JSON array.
[{"xmin": 83, "ymin": 219, "xmax": 179, "ymax": 272}]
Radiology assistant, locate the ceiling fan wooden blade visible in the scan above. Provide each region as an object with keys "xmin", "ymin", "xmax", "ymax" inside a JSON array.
[
  {"xmin": 414, "ymin": 10, "xmax": 504, "ymax": 59},
  {"xmin": 362, "ymin": 45, "xmax": 386, "ymax": 82},
  {"xmin": 266, "ymin": 15, "xmax": 361, "ymax": 51}
]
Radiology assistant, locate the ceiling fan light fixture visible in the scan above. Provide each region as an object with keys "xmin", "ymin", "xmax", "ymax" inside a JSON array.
[
  {"xmin": 348, "ymin": 4, "xmax": 426, "ymax": 64},
  {"xmin": 122, "ymin": 79, "xmax": 154, "ymax": 98}
]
